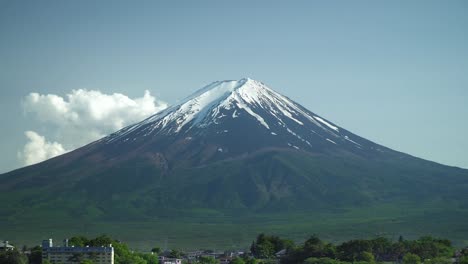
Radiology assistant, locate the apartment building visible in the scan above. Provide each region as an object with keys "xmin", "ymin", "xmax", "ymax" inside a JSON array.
[{"xmin": 42, "ymin": 239, "xmax": 114, "ymax": 264}]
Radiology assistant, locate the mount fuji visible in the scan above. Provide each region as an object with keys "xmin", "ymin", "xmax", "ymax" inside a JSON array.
[{"xmin": 1, "ymin": 78, "xmax": 468, "ymax": 247}]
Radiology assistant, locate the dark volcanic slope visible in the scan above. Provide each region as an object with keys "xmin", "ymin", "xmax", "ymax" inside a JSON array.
[{"xmin": 1, "ymin": 78, "xmax": 468, "ymax": 245}]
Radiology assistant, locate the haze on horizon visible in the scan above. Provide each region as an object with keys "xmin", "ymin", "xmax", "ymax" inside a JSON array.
[{"xmin": 0, "ymin": 0, "xmax": 467, "ymax": 173}]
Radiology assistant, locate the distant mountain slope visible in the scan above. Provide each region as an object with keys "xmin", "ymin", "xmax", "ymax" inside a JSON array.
[{"xmin": 1, "ymin": 78, "xmax": 467, "ymax": 247}]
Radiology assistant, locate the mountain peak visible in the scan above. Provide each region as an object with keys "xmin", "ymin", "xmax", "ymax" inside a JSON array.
[
  {"xmin": 107, "ymin": 78, "xmax": 280, "ymax": 138},
  {"xmin": 189, "ymin": 78, "xmax": 267, "ymax": 101},
  {"xmin": 104, "ymin": 79, "xmax": 376, "ymax": 157}
]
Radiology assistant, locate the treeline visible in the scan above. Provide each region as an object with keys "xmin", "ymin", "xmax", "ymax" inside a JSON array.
[
  {"xmin": 1, "ymin": 234, "xmax": 468, "ymax": 264},
  {"xmin": 249, "ymin": 234, "xmax": 468, "ymax": 264}
]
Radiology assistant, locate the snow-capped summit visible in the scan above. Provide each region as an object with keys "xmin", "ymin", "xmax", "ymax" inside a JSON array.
[
  {"xmin": 102, "ymin": 78, "xmax": 389, "ymax": 161},
  {"xmin": 110, "ymin": 78, "xmax": 277, "ymax": 136}
]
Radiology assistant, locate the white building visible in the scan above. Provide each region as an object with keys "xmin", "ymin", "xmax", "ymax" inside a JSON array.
[
  {"xmin": 42, "ymin": 239, "xmax": 114, "ymax": 264},
  {"xmin": 0, "ymin": 240, "xmax": 14, "ymax": 251}
]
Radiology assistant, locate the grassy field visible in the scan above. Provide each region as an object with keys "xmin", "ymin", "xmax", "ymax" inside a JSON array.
[
  {"xmin": 2, "ymin": 151, "xmax": 468, "ymax": 251},
  {"xmin": 2, "ymin": 202, "xmax": 468, "ymax": 251}
]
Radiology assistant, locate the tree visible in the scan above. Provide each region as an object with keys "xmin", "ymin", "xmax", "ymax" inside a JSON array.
[
  {"xmin": 337, "ymin": 240, "xmax": 372, "ymax": 262},
  {"xmin": 302, "ymin": 235, "xmax": 335, "ymax": 259},
  {"xmin": 392, "ymin": 240, "xmax": 407, "ymax": 262},
  {"xmin": 169, "ymin": 249, "xmax": 183, "ymax": 258},
  {"xmin": 403, "ymin": 253, "xmax": 421, "ymax": 264},
  {"xmin": 231, "ymin": 257, "xmax": 246, "ymax": 264},
  {"xmin": 196, "ymin": 256, "xmax": 219, "ymax": 264},
  {"xmin": 81, "ymin": 260, "xmax": 95, "ymax": 264},
  {"xmin": 69, "ymin": 236, "xmax": 90, "ymax": 247},
  {"xmin": 250, "ymin": 241, "xmax": 257, "ymax": 256},
  {"xmin": 151, "ymin": 247, "xmax": 162, "ymax": 254},
  {"xmin": 257, "ymin": 240, "xmax": 275, "ymax": 259},
  {"xmin": 242, "ymin": 255, "xmax": 259, "ymax": 264},
  {"xmin": 399, "ymin": 236, "xmax": 404, "ymax": 243},
  {"xmin": 139, "ymin": 252, "xmax": 159, "ymax": 264},
  {"xmin": 303, "ymin": 235, "xmax": 325, "ymax": 258},
  {"xmin": 370, "ymin": 237, "xmax": 391, "ymax": 261},
  {"xmin": 251, "ymin": 233, "xmax": 294, "ymax": 259},
  {"xmin": 28, "ymin": 246, "xmax": 43, "ymax": 264},
  {"xmin": 360, "ymin": 251, "xmax": 375, "ymax": 264},
  {"xmin": 407, "ymin": 236, "xmax": 454, "ymax": 260},
  {"xmin": 460, "ymin": 256, "xmax": 468, "ymax": 264},
  {"xmin": 0, "ymin": 249, "xmax": 28, "ymax": 264},
  {"xmin": 116, "ymin": 254, "xmax": 148, "ymax": 264},
  {"xmin": 89, "ymin": 234, "xmax": 113, "ymax": 247},
  {"xmin": 251, "ymin": 234, "xmax": 274, "ymax": 258}
]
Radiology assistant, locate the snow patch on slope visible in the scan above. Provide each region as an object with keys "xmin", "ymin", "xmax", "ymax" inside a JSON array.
[{"xmin": 314, "ymin": 116, "xmax": 339, "ymax": 132}]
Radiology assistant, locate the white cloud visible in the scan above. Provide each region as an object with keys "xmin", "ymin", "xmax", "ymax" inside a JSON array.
[
  {"xmin": 18, "ymin": 131, "xmax": 67, "ymax": 166},
  {"xmin": 19, "ymin": 89, "xmax": 167, "ymax": 165}
]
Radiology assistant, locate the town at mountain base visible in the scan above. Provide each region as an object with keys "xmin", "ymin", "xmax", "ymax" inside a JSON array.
[
  {"xmin": 1, "ymin": 78, "xmax": 468, "ymax": 248},
  {"xmin": 2, "ymin": 233, "xmax": 468, "ymax": 264}
]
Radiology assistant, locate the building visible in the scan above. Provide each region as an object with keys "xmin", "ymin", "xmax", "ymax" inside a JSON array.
[
  {"xmin": 275, "ymin": 249, "xmax": 287, "ymax": 258},
  {"xmin": 0, "ymin": 240, "xmax": 14, "ymax": 251},
  {"xmin": 158, "ymin": 256, "xmax": 182, "ymax": 264},
  {"xmin": 42, "ymin": 239, "xmax": 114, "ymax": 264}
]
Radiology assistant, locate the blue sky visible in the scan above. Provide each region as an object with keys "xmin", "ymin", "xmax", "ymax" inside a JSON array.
[{"xmin": 1, "ymin": 0, "xmax": 467, "ymax": 172}]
